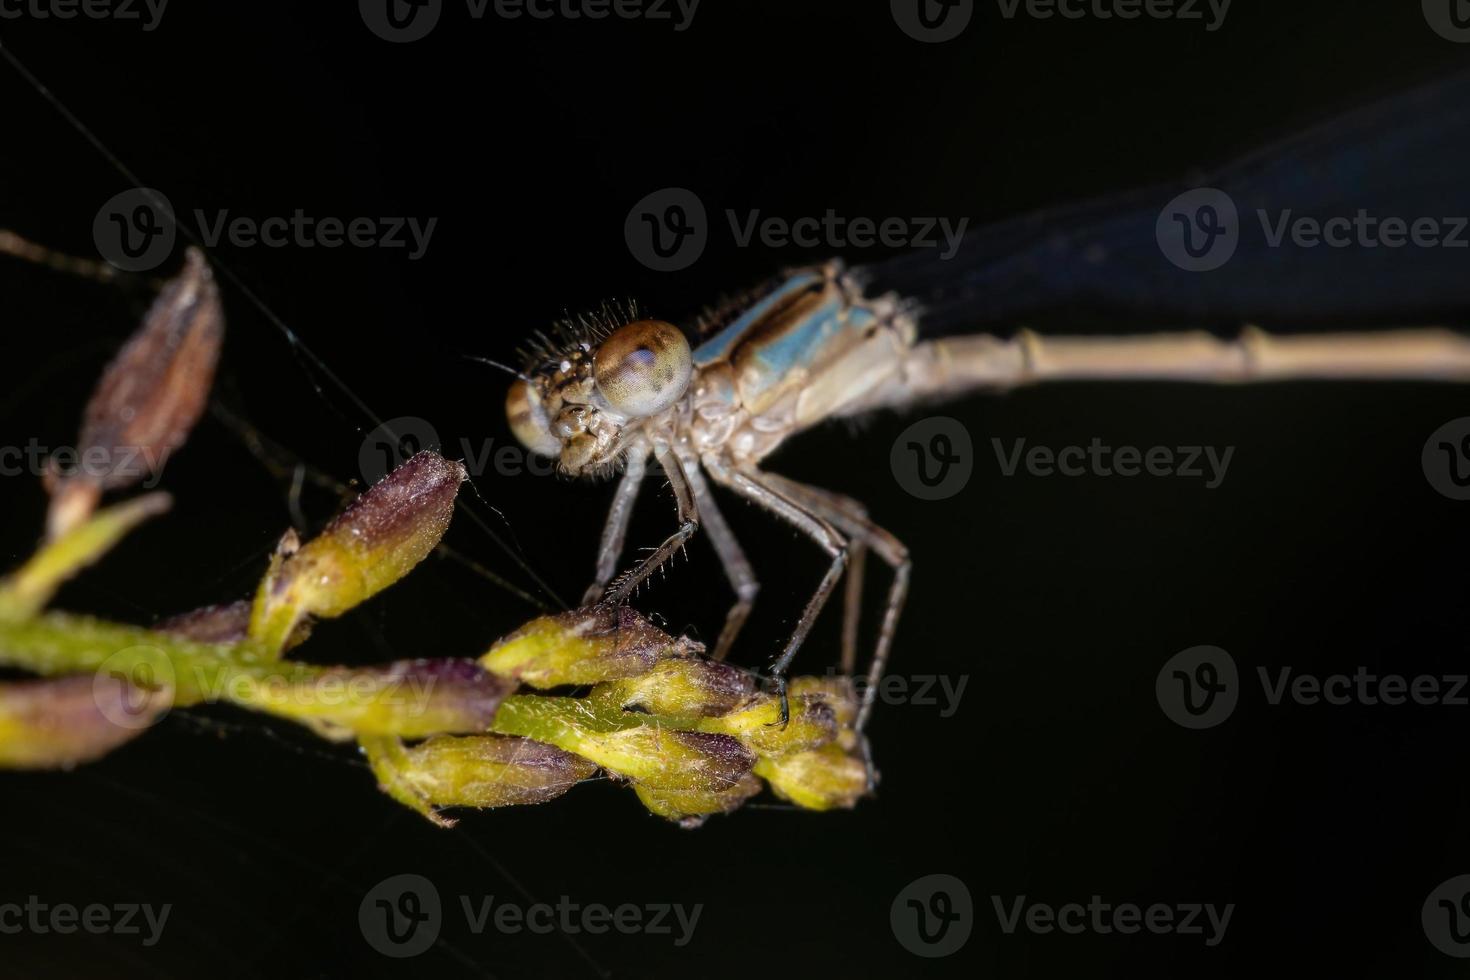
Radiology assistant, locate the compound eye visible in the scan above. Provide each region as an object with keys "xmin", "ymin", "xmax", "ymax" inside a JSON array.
[
  {"xmin": 592, "ymin": 319, "xmax": 692, "ymax": 418},
  {"xmin": 506, "ymin": 380, "xmax": 560, "ymax": 457}
]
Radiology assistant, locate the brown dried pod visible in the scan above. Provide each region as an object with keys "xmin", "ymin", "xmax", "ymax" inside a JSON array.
[{"xmin": 46, "ymin": 248, "xmax": 222, "ymax": 538}]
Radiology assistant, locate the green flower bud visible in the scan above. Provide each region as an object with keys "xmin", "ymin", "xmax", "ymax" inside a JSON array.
[
  {"xmin": 754, "ymin": 743, "xmax": 868, "ymax": 812},
  {"xmin": 249, "ymin": 452, "xmax": 466, "ymax": 655},
  {"xmin": 480, "ymin": 605, "xmax": 700, "ymax": 688}
]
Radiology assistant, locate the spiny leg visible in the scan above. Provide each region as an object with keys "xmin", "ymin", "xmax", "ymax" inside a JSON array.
[
  {"xmin": 583, "ymin": 447, "xmax": 648, "ymax": 606},
  {"xmin": 702, "ymin": 456, "xmax": 847, "ymax": 726},
  {"xmin": 682, "ymin": 462, "xmax": 758, "ymax": 661},
  {"xmin": 606, "ymin": 446, "xmax": 699, "ymax": 605},
  {"xmin": 761, "ymin": 473, "xmax": 912, "ymax": 736}
]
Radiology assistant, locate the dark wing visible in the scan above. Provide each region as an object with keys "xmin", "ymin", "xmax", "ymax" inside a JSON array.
[{"xmin": 860, "ymin": 72, "xmax": 1470, "ymax": 336}]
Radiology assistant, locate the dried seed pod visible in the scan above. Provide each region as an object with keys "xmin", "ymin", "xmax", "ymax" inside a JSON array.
[
  {"xmin": 46, "ymin": 248, "xmax": 222, "ymax": 538},
  {"xmin": 249, "ymin": 451, "xmax": 467, "ymax": 655}
]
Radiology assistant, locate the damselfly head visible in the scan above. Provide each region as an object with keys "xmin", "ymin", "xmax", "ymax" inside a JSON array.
[{"xmin": 508, "ymin": 313, "xmax": 694, "ymax": 478}]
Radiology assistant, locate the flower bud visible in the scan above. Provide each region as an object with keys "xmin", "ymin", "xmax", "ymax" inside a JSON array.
[
  {"xmin": 402, "ymin": 735, "xmax": 597, "ymax": 809},
  {"xmin": 241, "ymin": 659, "xmax": 513, "ymax": 740},
  {"xmin": 754, "ymin": 743, "xmax": 868, "ymax": 811},
  {"xmin": 634, "ymin": 773, "xmax": 763, "ymax": 827},
  {"xmin": 695, "ymin": 694, "xmax": 837, "ymax": 756},
  {"xmin": 789, "ymin": 675, "xmax": 860, "ymax": 751},
  {"xmin": 480, "ymin": 605, "xmax": 700, "ymax": 688},
  {"xmin": 0, "ymin": 674, "xmax": 165, "ymax": 769},
  {"xmin": 249, "ymin": 451, "xmax": 466, "ymax": 655},
  {"xmin": 593, "ymin": 657, "xmax": 756, "ymax": 717}
]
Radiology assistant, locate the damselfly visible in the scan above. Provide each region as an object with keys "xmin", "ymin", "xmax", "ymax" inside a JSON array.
[{"xmin": 506, "ymin": 71, "xmax": 1470, "ymax": 736}]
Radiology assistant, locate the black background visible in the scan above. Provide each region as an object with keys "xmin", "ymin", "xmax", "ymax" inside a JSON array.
[{"xmin": 2, "ymin": 2, "xmax": 1470, "ymax": 977}]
